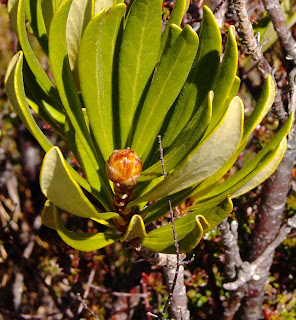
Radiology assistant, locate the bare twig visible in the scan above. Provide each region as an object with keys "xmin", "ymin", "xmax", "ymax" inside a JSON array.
[
  {"xmin": 218, "ymin": 220, "xmax": 238, "ymax": 280},
  {"xmin": 158, "ymin": 134, "xmax": 183, "ymax": 319},
  {"xmin": 76, "ymin": 293, "xmax": 100, "ymax": 320},
  {"xmin": 224, "ymin": 214, "xmax": 296, "ymax": 291},
  {"xmin": 233, "ymin": 0, "xmax": 288, "ymax": 123},
  {"xmin": 214, "ymin": 0, "xmax": 227, "ymax": 14},
  {"xmin": 0, "ymin": 308, "xmax": 61, "ymax": 320},
  {"xmin": 76, "ymin": 262, "xmax": 99, "ymax": 316},
  {"xmin": 261, "ymin": 0, "xmax": 296, "ymax": 63}
]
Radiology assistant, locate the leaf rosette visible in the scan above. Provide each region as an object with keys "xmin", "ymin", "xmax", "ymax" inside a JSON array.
[{"xmin": 5, "ymin": 0, "xmax": 293, "ymax": 253}]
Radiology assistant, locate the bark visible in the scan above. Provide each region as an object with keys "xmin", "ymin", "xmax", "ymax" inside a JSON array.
[
  {"xmin": 238, "ymin": 132, "xmax": 296, "ymax": 319},
  {"xmin": 163, "ymin": 254, "xmax": 190, "ymax": 320},
  {"xmin": 261, "ymin": 0, "xmax": 296, "ymax": 63},
  {"xmin": 233, "ymin": 0, "xmax": 288, "ymax": 124}
]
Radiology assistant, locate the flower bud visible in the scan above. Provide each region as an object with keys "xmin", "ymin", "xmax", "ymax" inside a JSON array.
[{"xmin": 106, "ymin": 148, "xmax": 142, "ymax": 187}]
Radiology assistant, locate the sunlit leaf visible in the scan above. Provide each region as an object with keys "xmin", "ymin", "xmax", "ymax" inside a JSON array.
[
  {"xmin": 40, "ymin": 146, "xmax": 118, "ymax": 220},
  {"xmin": 118, "ymin": 0, "xmax": 162, "ymax": 147}
]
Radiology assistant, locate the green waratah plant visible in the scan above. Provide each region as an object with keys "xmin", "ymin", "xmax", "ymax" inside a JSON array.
[{"xmin": 5, "ymin": 0, "xmax": 293, "ymax": 253}]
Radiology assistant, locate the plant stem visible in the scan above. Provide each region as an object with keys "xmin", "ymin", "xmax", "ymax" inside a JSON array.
[{"xmin": 233, "ymin": 0, "xmax": 288, "ymax": 124}]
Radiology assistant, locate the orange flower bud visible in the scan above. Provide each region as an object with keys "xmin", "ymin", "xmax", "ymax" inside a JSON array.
[{"xmin": 106, "ymin": 148, "xmax": 142, "ymax": 187}]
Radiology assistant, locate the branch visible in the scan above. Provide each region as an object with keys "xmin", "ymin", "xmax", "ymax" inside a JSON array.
[
  {"xmin": 76, "ymin": 293, "xmax": 100, "ymax": 320},
  {"xmin": 218, "ymin": 219, "xmax": 242, "ymax": 280},
  {"xmin": 157, "ymin": 135, "xmax": 189, "ymax": 320},
  {"xmin": 233, "ymin": 0, "xmax": 288, "ymax": 124},
  {"xmin": 261, "ymin": 0, "xmax": 296, "ymax": 64},
  {"xmin": 224, "ymin": 214, "xmax": 296, "ymax": 291}
]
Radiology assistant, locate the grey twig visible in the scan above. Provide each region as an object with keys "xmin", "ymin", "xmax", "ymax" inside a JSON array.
[
  {"xmin": 218, "ymin": 219, "xmax": 239, "ymax": 279},
  {"xmin": 76, "ymin": 293, "xmax": 100, "ymax": 320},
  {"xmin": 261, "ymin": 0, "xmax": 296, "ymax": 64},
  {"xmin": 224, "ymin": 214, "xmax": 296, "ymax": 291},
  {"xmin": 233, "ymin": 0, "xmax": 288, "ymax": 124},
  {"xmin": 158, "ymin": 134, "xmax": 183, "ymax": 319}
]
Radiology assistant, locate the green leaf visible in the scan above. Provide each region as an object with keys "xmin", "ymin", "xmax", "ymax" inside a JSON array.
[
  {"xmin": 231, "ymin": 138, "xmax": 287, "ymax": 198},
  {"xmin": 161, "ymin": 24, "xmax": 182, "ymax": 57},
  {"xmin": 78, "ymin": 4, "xmax": 126, "ymax": 160},
  {"xmin": 8, "ymin": 0, "xmax": 19, "ymax": 37},
  {"xmin": 197, "ymin": 113, "xmax": 293, "ymax": 203},
  {"xmin": 140, "ymin": 188, "xmax": 195, "ymax": 225},
  {"xmin": 22, "ymin": 59, "xmax": 65, "ymax": 129},
  {"xmin": 141, "ymin": 197, "xmax": 232, "ymax": 253},
  {"xmin": 40, "ymin": 146, "xmax": 119, "ymax": 220},
  {"xmin": 198, "ymin": 196, "xmax": 233, "ymax": 230},
  {"xmin": 94, "ymin": 0, "xmax": 115, "ymax": 13},
  {"xmin": 118, "ymin": 0, "xmax": 162, "ymax": 147},
  {"xmin": 204, "ymin": 25, "xmax": 238, "ymax": 136},
  {"xmin": 25, "ymin": 0, "xmax": 49, "ymax": 54},
  {"xmin": 243, "ymin": 75, "xmax": 275, "ymax": 142},
  {"xmin": 140, "ymin": 91, "xmax": 212, "ymax": 181},
  {"xmin": 120, "ymin": 215, "xmax": 148, "ymax": 242},
  {"xmin": 162, "ymin": 6, "xmax": 221, "ymax": 149},
  {"xmin": 41, "ymin": 200, "xmax": 57, "ymax": 229},
  {"xmin": 136, "ymin": 96, "xmax": 244, "ymax": 202},
  {"xmin": 5, "ymin": 51, "xmax": 93, "ymax": 194},
  {"xmin": 189, "ymin": 76, "xmax": 275, "ymax": 200},
  {"xmin": 132, "ymin": 25, "xmax": 199, "ymax": 159},
  {"xmin": 160, "ymin": 0, "xmax": 190, "ymax": 57},
  {"xmin": 48, "ymin": 0, "xmax": 109, "ymax": 190},
  {"xmin": 40, "ymin": 0, "xmax": 53, "ymax": 34},
  {"xmin": 172, "ymin": 215, "xmax": 209, "ymax": 254},
  {"xmin": 66, "ymin": 0, "xmax": 92, "ymax": 88},
  {"xmin": 51, "ymin": 204, "xmax": 120, "ymax": 252},
  {"xmin": 64, "ymin": 112, "xmax": 113, "ymax": 211},
  {"xmin": 5, "ymin": 52, "xmax": 53, "ymax": 151},
  {"xmin": 16, "ymin": 0, "xmax": 62, "ymax": 109}
]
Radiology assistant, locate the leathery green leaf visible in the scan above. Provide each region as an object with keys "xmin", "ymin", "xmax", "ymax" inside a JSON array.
[
  {"xmin": 94, "ymin": 0, "xmax": 115, "ymax": 13},
  {"xmin": 118, "ymin": 0, "xmax": 162, "ymax": 147},
  {"xmin": 140, "ymin": 188, "xmax": 194, "ymax": 225},
  {"xmin": 243, "ymin": 75, "xmax": 275, "ymax": 142},
  {"xmin": 188, "ymin": 76, "xmax": 275, "ymax": 200},
  {"xmin": 162, "ymin": 6, "xmax": 221, "ymax": 149},
  {"xmin": 22, "ymin": 60, "xmax": 65, "ymax": 129},
  {"xmin": 64, "ymin": 113, "xmax": 113, "ymax": 211},
  {"xmin": 8, "ymin": 0, "xmax": 20, "ymax": 38},
  {"xmin": 40, "ymin": 146, "xmax": 119, "ymax": 220},
  {"xmin": 5, "ymin": 52, "xmax": 53, "ymax": 152},
  {"xmin": 66, "ymin": 0, "xmax": 92, "ymax": 88},
  {"xmin": 79, "ymin": 4, "xmax": 126, "ymax": 160},
  {"xmin": 41, "ymin": 200, "xmax": 57, "ymax": 229},
  {"xmin": 172, "ymin": 216, "xmax": 209, "ymax": 254},
  {"xmin": 120, "ymin": 215, "xmax": 148, "ymax": 242},
  {"xmin": 161, "ymin": 24, "xmax": 182, "ymax": 57},
  {"xmin": 231, "ymin": 138, "xmax": 287, "ymax": 198},
  {"xmin": 52, "ymin": 205, "xmax": 120, "ymax": 252},
  {"xmin": 205, "ymin": 25, "xmax": 238, "ymax": 136},
  {"xmin": 16, "ymin": 0, "xmax": 62, "ymax": 109},
  {"xmin": 25, "ymin": 0, "xmax": 49, "ymax": 54},
  {"xmin": 198, "ymin": 196, "xmax": 233, "ymax": 230},
  {"xmin": 132, "ymin": 25, "xmax": 199, "ymax": 159},
  {"xmin": 197, "ymin": 113, "xmax": 293, "ymax": 203},
  {"xmin": 5, "ymin": 51, "xmax": 92, "ymax": 193},
  {"xmin": 49, "ymin": 0, "xmax": 104, "ymax": 178},
  {"xmin": 141, "ymin": 197, "xmax": 232, "ymax": 253},
  {"xmin": 140, "ymin": 91, "xmax": 212, "ymax": 181},
  {"xmin": 160, "ymin": 0, "xmax": 190, "ymax": 57},
  {"xmin": 136, "ymin": 96, "xmax": 244, "ymax": 202}
]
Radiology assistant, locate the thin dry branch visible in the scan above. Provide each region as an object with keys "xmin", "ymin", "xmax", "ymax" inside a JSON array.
[
  {"xmin": 261, "ymin": 0, "xmax": 296, "ymax": 63},
  {"xmin": 233, "ymin": 0, "xmax": 288, "ymax": 123}
]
